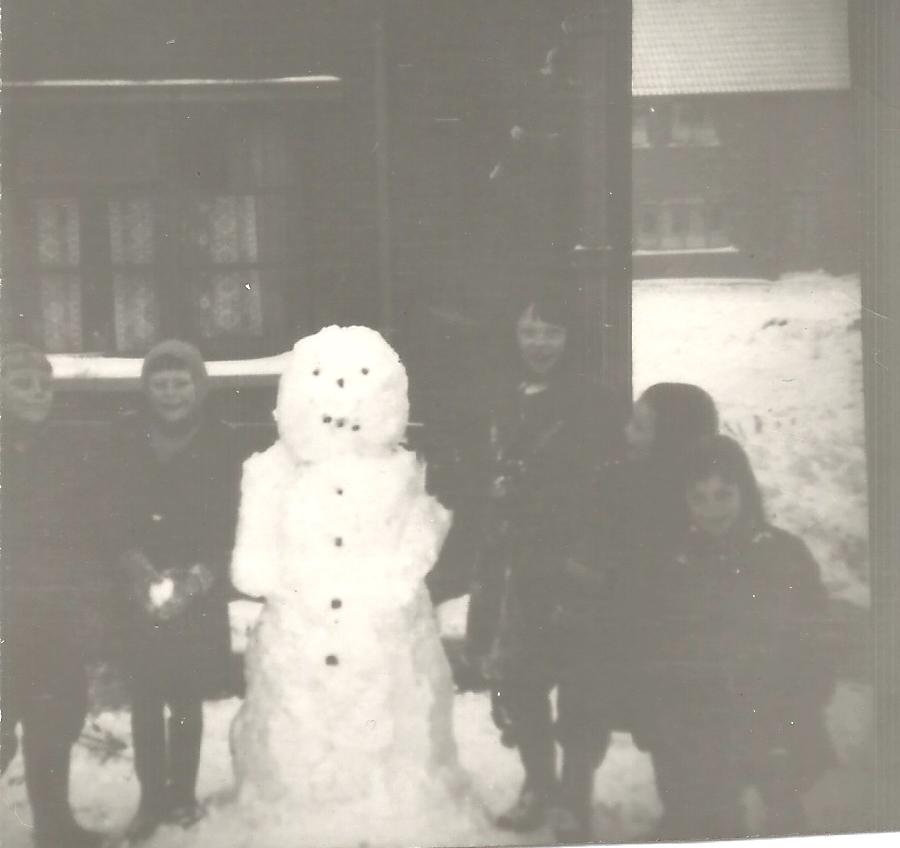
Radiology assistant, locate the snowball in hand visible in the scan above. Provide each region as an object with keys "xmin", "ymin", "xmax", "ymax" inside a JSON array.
[{"xmin": 149, "ymin": 577, "xmax": 174, "ymax": 608}]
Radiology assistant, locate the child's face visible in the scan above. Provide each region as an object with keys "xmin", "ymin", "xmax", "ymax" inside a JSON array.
[
  {"xmin": 516, "ymin": 305, "xmax": 567, "ymax": 378},
  {"xmin": 625, "ymin": 400, "xmax": 655, "ymax": 461},
  {"xmin": 2, "ymin": 367, "xmax": 54, "ymax": 425},
  {"xmin": 686, "ymin": 473, "xmax": 743, "ymax": 538},
  {"xmin": 147, "ymin": 368, "xmax": 199, "ymax": 424}
]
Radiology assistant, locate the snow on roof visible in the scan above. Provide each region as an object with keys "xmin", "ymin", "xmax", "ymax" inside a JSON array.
[
  {"xmin": 633, "ymin": 0, "xmax": 850, "ymax": 96},
  {"xmin": 2, "ymin": 76, "xmax": 343, "ymax": 103},
  {"xmin": 48, "ymin": 353, "xmax": 290, "ymax": 386},
  {"xmin": 3, "ymin": 76, "xmax": 340, "ymax": 89}
]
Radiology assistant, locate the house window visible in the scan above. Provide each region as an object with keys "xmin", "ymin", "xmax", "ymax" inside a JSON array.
[
  {"xmin": 633, "ymin": 101, "xmax": 719, "ymax": 148},
  {"xmin": 669, "ymin": 101, "xmax": 720, "ymax": 147},
  {"xmin": 183, "ymin": 195, "xmax": 265, "ymax": 340},
  {"xmin": 632, "ymin": 104, "xmax": 651, "ymax": 149},
  {"xmin": 634, "ymin": 198, "xmax": 731, "ymax": 251},
  {"xmin": 784, "ymin": 191, "xmax": 820, "ymax": 262},
  {"xmin": 9, "ymin": 107, "xmax": 293, "ymax": 356},
  {"xmin": 109, "ymin": 197, "xmax": 161, "ymax": 351},
  {"xmin": 34, "ymin": 198, "xmax": 83, "ymax": 351},
  {"xmin": 635, "ymin": 203, "xmax": 659, "ymax": 250}
]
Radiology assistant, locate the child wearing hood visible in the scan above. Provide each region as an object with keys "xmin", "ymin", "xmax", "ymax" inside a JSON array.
[
  {"xmin": 550, "ymin": 382, "xmax": 720, "ymax": 841},
  {"xmin": 642, "ymin": 435, "xmax": 836, "ymax": 840},
  {"xmin": 105, "ymin": 340, "xmax": 241, "ymax": 840}
]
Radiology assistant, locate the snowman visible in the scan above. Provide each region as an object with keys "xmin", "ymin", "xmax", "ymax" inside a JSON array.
[{"xmin": 225, "ymin": 325, "xmax": 491, "ymax": 847}]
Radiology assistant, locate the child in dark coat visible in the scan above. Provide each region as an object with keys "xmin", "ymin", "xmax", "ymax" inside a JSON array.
[
  {"xmin": 0, "ymin": 343, "xmax": 102, "ymax": 848},
  {"xmin": 602, "ymin": 383, "xmax": 721, "ymax": 739},
  {"xmin": 105, "ymin": 341, "xmax": 240, "ymax": 841},
  {"xmin": 644, "ymin": 435, "xmax": 836, "ymax": 840},
  {"xmin": 551, "ymin": 382, "xmax": 719, "ymax": 841},
  {"xmin": 466, "ymin": 284, "xmax": 621, "ymax": 842}
]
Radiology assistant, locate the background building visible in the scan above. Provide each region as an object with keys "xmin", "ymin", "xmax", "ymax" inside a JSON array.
[
  {"xmin": 632, "ymin": 0, "xmax": 855, "ymax": 278},
  {"xmin": 1, "ymin": 1, "xmax": 632, "ymax": 562},
  {"xmin": 1, "ymin": 1, "xmax": 631, "ymax": 408}
]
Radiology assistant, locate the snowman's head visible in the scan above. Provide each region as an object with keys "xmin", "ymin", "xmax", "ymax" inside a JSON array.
[{"xmin": 275, "ymin": 325, "xmax": 409, "ymax": 461}]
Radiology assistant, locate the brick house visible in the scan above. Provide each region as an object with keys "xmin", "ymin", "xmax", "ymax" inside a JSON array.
[{"xmin": 632, "ymin": 0, "xmax": 856, "ymax": 278}]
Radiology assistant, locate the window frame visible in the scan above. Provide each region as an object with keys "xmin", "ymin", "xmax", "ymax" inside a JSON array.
[
  {"xmin": 3, "ymin": 80, "xmax": 338, "ymax": 358},
  {"xmin": 633, "ymin": 196, "xmax": 733, "ymax": 252}
]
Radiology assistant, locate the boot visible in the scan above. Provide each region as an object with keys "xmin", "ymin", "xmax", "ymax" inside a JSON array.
[
  {"xmin": 167, "ymin": 800, "xmax": 203, "ymax": 829},
  {"xmin": 23, "ymin": 727, "xmax": 101, "ymax": 848},
  {"xmin": 36, "ymin": 819, "xmax": 104, "ymax": 848},
  {"xmin": 558, "ymin": 741, "xmax": 596, "ymax": 844},
  {"xmin": 496, "ymin": 788, "xmax": 549, "ymax": 832},
  {"xmin": 165, "ymin": 782, "xmax": 202, "ymax": 829},
  {"xmin": 125, "ymin": 797, "xmax": 167, "ymax": 844},
  {"xmin": 167, "ymin": 699, "xmax": 203, "ymax": 817},
  {"xmin": 550, "ymin": 806, "xmax": 592, "ymax": 844}
]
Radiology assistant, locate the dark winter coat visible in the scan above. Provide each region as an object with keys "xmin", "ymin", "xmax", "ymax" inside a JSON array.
[
  {"xmin": 1, "ymin": 421, "xmax": 100, "ymax": 735},
  {"xmin": 466, "ymin": 377, "xmax": 619, "ymax": 684},
  {"xmin": 569, "ymin": 455, "xmax": 703, "ymax": 734},
  {"xmin": 638, "ymin": 522, "xmax": 837, "ymax": 787},
  {"xmin": 105, "ymin": 412, "xmax": 241, "ymax": 699}
]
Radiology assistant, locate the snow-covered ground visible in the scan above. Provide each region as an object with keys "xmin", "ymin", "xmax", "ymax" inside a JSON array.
[
  {"xmin": 1, "ymin": 274, "xmax": 873, "ymax": 846},
  {"xmin": 633, "ymin": 273, "xmax": 869, "ymax": 607}
]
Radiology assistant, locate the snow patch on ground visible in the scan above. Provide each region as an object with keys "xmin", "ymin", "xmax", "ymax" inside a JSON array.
[
  {"xmin": 1, "ymin": 275, "xmax": 872, "ymax": 846},
  {"xmin": 633, "ymin": 273, "xmax": 868, "ymax": 606},
  {"xmin": 0, "ymin": 678, "xmax": 873, "ymax": 847}
]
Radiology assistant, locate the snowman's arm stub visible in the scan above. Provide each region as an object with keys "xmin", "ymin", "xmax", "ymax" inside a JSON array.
[
  {"xmin": 231, "ymin": 442, "xmax": 293, "ymax": 599},
  {"xmin": 397, "ymin": 489, "xmax": 453, "ymax": 585}
]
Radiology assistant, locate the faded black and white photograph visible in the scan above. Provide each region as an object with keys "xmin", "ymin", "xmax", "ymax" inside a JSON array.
[{"xmin": 1, "ymin": 2, "xmax": 897, "ymax": 847}]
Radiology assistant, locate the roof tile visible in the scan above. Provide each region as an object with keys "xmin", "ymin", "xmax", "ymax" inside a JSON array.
[{"xmin": 634, "ymin": 0, "xmax": 850, "ymax": 96}]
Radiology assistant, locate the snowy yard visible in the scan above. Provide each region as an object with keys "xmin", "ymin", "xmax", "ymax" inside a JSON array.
[
  {"xmin": 633, "ymin": 273, "xmax": 869, "ymax": 608},
  {"xmin": 1, "ymin": 274, "xmax": 873, "ymax": 846}
]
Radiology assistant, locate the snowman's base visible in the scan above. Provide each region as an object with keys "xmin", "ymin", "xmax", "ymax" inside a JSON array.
[{"xmin": 128, "ymin": 784, "xmax": 501, "ymax": 848}]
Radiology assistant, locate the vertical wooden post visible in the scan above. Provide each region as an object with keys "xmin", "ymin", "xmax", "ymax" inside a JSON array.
[
  {"xmin": 851, "ymin": 0, "xmax": 900, "ymax": 831},
  {"xmin": 571, "ymin": 0, "xmax": 633, "ymax": 407},
  {"xmin": 373, "ymin": 1, "xmax": 394, "ymax": 338}
]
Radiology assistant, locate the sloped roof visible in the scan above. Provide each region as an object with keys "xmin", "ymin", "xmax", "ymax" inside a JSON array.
[{"xmin": 633, "ymin": 0, "xmax": 850, "ymax": 96}]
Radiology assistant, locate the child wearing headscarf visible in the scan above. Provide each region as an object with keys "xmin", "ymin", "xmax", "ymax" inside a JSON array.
[
  {"xmin": 643, "ymin": 435, "xmax": 836, "ymax": 839},
  {"xmin": 104, "ymin": 340, "xmax": 241, "ymax": 841},
  {"xmin": 1, "ymin": 343, "xmax": 102, "ymax": 848}
]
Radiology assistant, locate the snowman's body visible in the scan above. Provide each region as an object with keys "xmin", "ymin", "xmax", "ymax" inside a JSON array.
[{"xmin": 226, "ymin": 326, "xmax": 488, "ymax": 847}]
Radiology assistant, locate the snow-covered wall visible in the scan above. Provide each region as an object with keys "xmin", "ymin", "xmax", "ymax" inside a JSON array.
[{"xmin": 48, "ymin": 352, "xmax": 291, "ymax": 384}]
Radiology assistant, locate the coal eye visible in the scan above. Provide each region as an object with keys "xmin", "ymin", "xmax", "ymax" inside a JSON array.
[
  {"xmin": 361, "ymin": 368, "xmax": 369, "ymax": 375},
  {"xmin": 313, "ymin": 369, "xmax": 320, "ymax": 376}
]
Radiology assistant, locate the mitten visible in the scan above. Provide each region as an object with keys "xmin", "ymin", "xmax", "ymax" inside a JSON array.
[
  {"xmin": 120, "ymin": 548, "xmax": 160, "ymax": 614},
  {"xmin": 185, "ymin": 563, "xmax": 215, "ymax": 598},
  {"xmin": 155, "ymin": 565, "xmax": 212, "ymax": 620}
]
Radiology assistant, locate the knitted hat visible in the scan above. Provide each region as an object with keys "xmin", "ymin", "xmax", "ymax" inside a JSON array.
[
  {"xmin": 140, "ymin": 339, "xmax": 210, "ymax": 404},
  {"xmin": 1, "ymin": 342, "xmax": 53, "ymax": 378}
]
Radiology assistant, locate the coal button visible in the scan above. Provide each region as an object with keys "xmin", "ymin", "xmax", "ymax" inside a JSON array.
[
  {"xmin": 331, "ymin": 599, "xmax": 342, "ymax": 609},
  {"xmin": 325, "ymin": 655, "xmax": 339, "ymax": 666}
]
